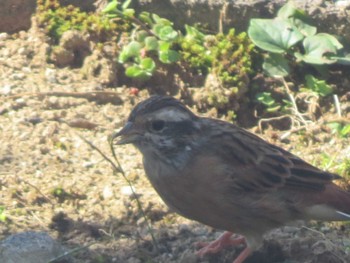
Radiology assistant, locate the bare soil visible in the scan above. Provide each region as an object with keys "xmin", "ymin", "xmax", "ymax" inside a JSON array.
[{"xmin": 1, "ymin": 23, "xmax": 350, "ymax": 263}]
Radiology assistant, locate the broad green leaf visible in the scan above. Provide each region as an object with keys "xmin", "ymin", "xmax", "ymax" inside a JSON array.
[
  {"xmin": 263, "ymin": 53, "xmax": 290, "ymax": 77},
  {"xmin": 140, "ymin": 58, "xmax": 156, "ymax": 72},
  {"xmin": 152, "ymin": 14, "xmax": 172, "ymax": 26},
  {"xmin": 297, "ymin": 33, "xmax": 343, "ymax": 64},
  {"xmin": 305, "ymin": 74, "xmax": 333, "ymax": 96},
  {"xmin": 278, "ymin": 2, "xmax": 311, "ymax": 23},
  {"xmin": 145, "ymin": 36, "xmax": 159, "ymax": 51},
  {"xmin": 248, "ymin": 18, "xmax": 304, "ymax": 53},
  {"xmin": 125, "ymin": 66, "xmax": 150, "ymax": 79},
  {"xmin": 118, "ymin": 41, "xmax": 142, "ymax": 63},
  {"xmin": 158, "ymin": 41, "xmax": 171, "ymax": 51},
  {"xmin": 277, "ymin": 2, "xmax": 299, "ymax": 18},
  {"xmin": 155, "ymin": 25, "xmax": 178, "ymax": 41},
  {"xmin": 290, "ymin": 18, "xmax": 316, "ymax": 37},
  {"xmin": 159, "ymin": 50, "xmax": 180, "ymax": 64},
  {"xmin": 139, "ymin": 12, "xmax": 153, "ymax": 25},
  {"xmin": 122, "ymin": 8, "xmax": 135, "ymax": 18},
  {"xmin": 136, "ymin": 30, "xmax": 148, "ymax": 42}
]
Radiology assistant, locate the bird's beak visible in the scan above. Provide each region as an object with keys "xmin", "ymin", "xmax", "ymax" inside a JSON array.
[{"xmin": 110, "ymin": 121, "xmax": 141, "ymax": 145}]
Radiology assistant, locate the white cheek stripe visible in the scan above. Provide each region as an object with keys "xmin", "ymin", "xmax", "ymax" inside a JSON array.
[{"xmin": 154, "ymin": 108, "xmax": 190, "ymax": 121}]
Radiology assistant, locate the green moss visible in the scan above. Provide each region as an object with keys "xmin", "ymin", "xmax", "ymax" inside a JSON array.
[
  {"xmin": 180, "ymin": 27, "xmax": 254, "ymax": 92},
  {"xmin": 36, "ymin": 0, "xmax": 130, "ymax": 43},
  {"xmin": 211, "ymin": 29, "xmax": 254, "ymax": 91}
]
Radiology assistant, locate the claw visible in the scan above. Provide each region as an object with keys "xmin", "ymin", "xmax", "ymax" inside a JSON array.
[{"xmin": 195, "ymin": 231, "xmax": 251, "ymax": 263}]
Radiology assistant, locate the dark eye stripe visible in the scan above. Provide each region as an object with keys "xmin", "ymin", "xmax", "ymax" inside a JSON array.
[{"xmin": 153, "ymin": 120, "xmax": 197, "ymax": 135}]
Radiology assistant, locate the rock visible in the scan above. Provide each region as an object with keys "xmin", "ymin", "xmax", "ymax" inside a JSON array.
[
  {"xmin": 45, "ymin": 68, "xmax": 58, "ymax": 83},
  {"xmin": 51, "ymin": 30, "xmax": 91, "ymax": 68},
  {"xmin": 0, "ymin": 0, "xmax": 36, "ymax": 33},
  {"xmin": 0, "ymin": 231, "xmax": 69, "ymax": 263},
  {"xmin": 0, "ymin": 33, "xmax": 9, "ymax": 41},
  {"xmin": 81, "ymin": 49, "xmax": 118, "ymax": 86}
]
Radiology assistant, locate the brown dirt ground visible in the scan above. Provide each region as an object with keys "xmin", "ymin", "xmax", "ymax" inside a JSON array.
[{"xmin": 1, "ymin": 23, "xmax": 350, "ymax": 263}]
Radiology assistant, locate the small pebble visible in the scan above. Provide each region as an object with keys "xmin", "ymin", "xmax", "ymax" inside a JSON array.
[
  {"xmin": 1, "ymin": 84, "xmax": 13, "ymax": 95},
  {"xmin": 103, "ymin": 185, "xmax": 114, "ymax": 199},
  {"xmin": 45, "ymin": 68, "xmax": 58, "ymax": 83},
  {"xmin": 120, "ymin": 185, "xmax": 135, "ymax": 196},
  {"xmin": 0, "ymin": 32, "xmax": 9, "ymax": 41},
  {"xmin": 11, "ymin": 73, "xmax": 26, "ymax": 80}
]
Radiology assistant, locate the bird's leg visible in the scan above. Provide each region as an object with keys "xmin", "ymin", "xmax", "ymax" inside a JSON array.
[
  {"xmin": 232, "ymin": 246, "xmax": 251, "ymax": 263},
  {"xmin": 196, "ymin": 231, "xmax": 247, "ymax": 256},
  {"xmin": 196, "ymin": 231, "xmax": 252, "ymax": 262}
]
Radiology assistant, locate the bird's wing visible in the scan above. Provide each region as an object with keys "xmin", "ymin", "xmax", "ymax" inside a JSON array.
[{"xmin": 207, "ymin": 120, "xmax": 338, "ymax": 193}]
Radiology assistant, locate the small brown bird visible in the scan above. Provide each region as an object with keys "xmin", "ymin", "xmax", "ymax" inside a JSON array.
[{"xmin": 112, "ymin": 95, "xmax": 350, "ymax": 263}]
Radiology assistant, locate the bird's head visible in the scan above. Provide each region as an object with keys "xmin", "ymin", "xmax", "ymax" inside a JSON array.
[{"xmin": 112, "ymin": 96, "xmax": 200, "ymax": 165}]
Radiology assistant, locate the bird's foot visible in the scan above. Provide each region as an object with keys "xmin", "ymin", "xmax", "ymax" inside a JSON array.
[
  {"xmin": 195, "ymin": 231, "xmax": 251, "ymax": 263},
  {"xmin": 195, "ymin": 231, "xmax": 245, "ymax": 256}
]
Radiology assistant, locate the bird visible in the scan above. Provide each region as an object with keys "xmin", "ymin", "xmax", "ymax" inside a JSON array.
[{"xmin": 112, "ymin": 95, "xmax": 350, "ymax": 263}]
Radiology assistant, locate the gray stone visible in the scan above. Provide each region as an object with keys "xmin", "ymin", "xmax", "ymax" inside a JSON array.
[{"xmin": 0, "ymin": 231, "xmax": 68, "ymax": 263}]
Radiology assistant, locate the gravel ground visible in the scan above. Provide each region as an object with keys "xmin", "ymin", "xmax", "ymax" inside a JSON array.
[{"xmin": 1, "ymin": 25, "xmax": 350, "ymax": 263}]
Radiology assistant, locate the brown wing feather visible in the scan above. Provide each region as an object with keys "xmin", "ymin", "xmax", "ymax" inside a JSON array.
[{"xmin": 206, "ymin": 119, "xmax": 338, "ymax": 192}]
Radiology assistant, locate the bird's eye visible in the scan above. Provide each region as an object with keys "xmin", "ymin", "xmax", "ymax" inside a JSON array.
[{"xmin": 150, "ymin": 120, "xmax": 165, "ymax": 132}]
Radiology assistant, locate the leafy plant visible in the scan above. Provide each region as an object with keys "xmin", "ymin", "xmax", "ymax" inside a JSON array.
[
  {"xmin": 36, "ymin": 0, "xmax": 130, "ymax": 43},
  {"xmin": 103, "ymin": 0, "xmax": 255, "ymax": 96},
  {"xmin": 0, "ymin": 206, "xmax": 7, "ymax": 223},
  {"xmin": 327, "ymin": 122, "xmax": 350, "ymax": 138},
  {"xmin": 248, "ymin": 2, "xmax": 350, "ymax": 78},
  {"xmin": 103, "ymin": 1, "xmax": 180, "ymax": 80},
  {"xmin": 179, "ymin": 25, "xmax": 212, "ymax": 74},
  {"xmin": 303, "ymin": 74, "xmax": 333, "ymax": 96},
  {"xmin": 255, "ymin": 92, "xmax": 281, "ymax": 112}
]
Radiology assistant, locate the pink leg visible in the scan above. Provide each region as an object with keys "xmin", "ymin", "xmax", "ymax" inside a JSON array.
[
  {"xmin": 233, "ymin": 246, "xmax": 252, "ymax": 263},
  {"xmin": 196, "ymin": 231, "xmax": 246, "ymax": 256}
]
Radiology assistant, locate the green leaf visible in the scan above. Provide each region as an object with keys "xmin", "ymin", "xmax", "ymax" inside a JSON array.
[
  {"xmin": 139, "ymin": 12, "xmax": 153, "ymax": 25},
  {"xmin": 184, "ymin": 25, "xmax": 205, "ymax": 42},
  {"xmin": 340, "ymin": 124, "xmax": 350, "ymax": 137},
  {"xmin": 122, "ymin": 8, "xmax": 135, "ymax": 18},
  {"xmin": 125, "ymin": 58, "xmax": 155, "ymax": 80},
  {"xmin": 158, "ymin": 41, "xmax": 170, "ymax": 51},
  {"xmin": 290, "ymin": 18, "xmax": 317, "ymax": 37},
  {"xmin": 159, "ymin": 50, "xmax": 180, "ymax": 64},
  {"xmin": 256, "ymin": 92, "xmax": 280, "ymax": 112},
  {"xmin": 305, "ymin": 74, "xmax": 333, "ymax": 96},
  {"xmin": 248, "ymin": 18, "xmax": 304, "ymax": 53},
  {"xmin": 155, "ymin": 25, "xmax": 178, "ymax": 41},
  {"xmin": 125, "ymin": 66, "xmax": 149, "ymax": 79},
  {"xmin": 140, "ymin": 57, "xmax": 156, "ymax": 72},
  {"xmin": 327, "ymin": 122, "xmax": 342, "ymax": 134},
  {"xmin": 145, "ymin": 36, "xmax": 159, "ymax": 51},
  {"xmin": 118, "ymin": 41, "xmax": 142, "ymax": 63},
  {"xmin": 0, "ymin": 206, "xmax": 6, "ymax": 223},
  {"xmin": 296, "ymin": 33, "xmax": 342, "ymax": 64},
  {"xmin": 136, "ymin": 30, "xmax": 148, "ymax": 42},
  {"xmin": 277, "ymin": 2, "xmax": 299, "ymax": 18},
  {"xmin": 256, "ymin": 92, "xmax": 276, "ymax": 106},
  {"xmin": 122, "ymin": 0, "xmax": 132, "ymax": 10},
  {"xmin": 102, "ymin": 0, "xmax": 119, "ymax": 14},
  {"xmin": 263, "ymin": 53, "xmax": 290, "ymax": 77},
  {"xmin": 152, "ymin": 14, "xmax": 172, "ymax": 26}
]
